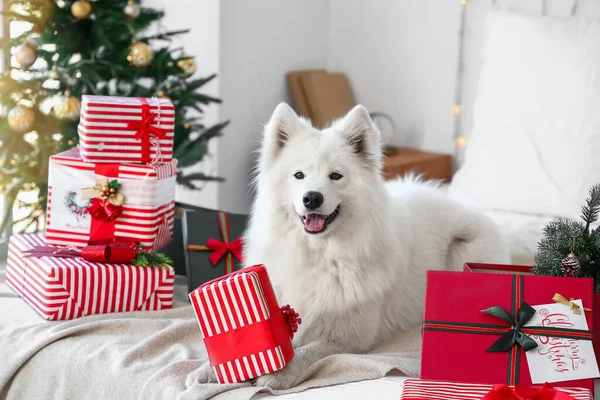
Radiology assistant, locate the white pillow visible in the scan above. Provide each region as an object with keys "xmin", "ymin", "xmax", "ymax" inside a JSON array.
[{"xmin": 450, "ymin": 8, "xmax": 600, "ymax": 220}]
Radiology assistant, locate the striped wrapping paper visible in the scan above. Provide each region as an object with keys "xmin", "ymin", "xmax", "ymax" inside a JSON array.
[
  {"xmin": 45, "ymin": 148, "xmax": 176, "ymax": 250},
  {"xmin": 401, "ymin": 379, "xmax": 593, "ymax": 400},
  {"xmin": 189, "ymin": 265, "xmax": 295, "ymax": 384},
  {"xmin": 6, "ymin": 233, "xmax": 175, "ymax": 320},
  {"xmin": 78, "ymin": 95, "xmax": 174, "ymax": 164}
]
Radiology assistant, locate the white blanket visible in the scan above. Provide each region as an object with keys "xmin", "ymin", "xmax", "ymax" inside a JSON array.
[{"xmin": 0, "ymin": 273, "xmax": 421, "ymax": 400}]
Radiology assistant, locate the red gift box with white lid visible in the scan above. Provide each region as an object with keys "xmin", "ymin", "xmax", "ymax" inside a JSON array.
[{"xmin": 78, "ymin": 95, "xmax": 174, "ymax": 164}]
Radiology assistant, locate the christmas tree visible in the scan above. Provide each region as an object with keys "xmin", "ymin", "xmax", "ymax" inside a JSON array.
[
  {"xmin": 533, "ymin": 183, "xmax": 600, "ymax": 291},
  {"xmin": 0, "ymin": 0, "xmax": 227, "ymax": 236}
]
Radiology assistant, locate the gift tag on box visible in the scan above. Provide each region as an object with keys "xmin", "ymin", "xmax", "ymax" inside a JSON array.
[{"xmin": 524, "ymin": 300, "xmax": 600, "ymax": 384}]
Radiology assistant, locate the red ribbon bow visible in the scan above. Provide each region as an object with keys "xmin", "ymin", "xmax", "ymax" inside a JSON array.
[
  {"xmin": 87, "ymin": 199, "xmax": 123, "ymax": 222},
  {"xmin": 482, "ymin": 383, "xmax": 576, "ymax": 400},
  {"xmin": 204, "ymin": 237, "xmax": 244, "ymax": 266},
  {"xmin": 126, "ymin": 101, "xmax": 168, "ymax": 163},
  {"xmin": 187, "ymin": 212, "xmax": 244, "ymax": 275}
]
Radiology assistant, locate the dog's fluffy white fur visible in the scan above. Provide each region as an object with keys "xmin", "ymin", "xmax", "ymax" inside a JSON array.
[{"xmin": 196, "ymin": 103, "xmax": 510, "ymax": 389}]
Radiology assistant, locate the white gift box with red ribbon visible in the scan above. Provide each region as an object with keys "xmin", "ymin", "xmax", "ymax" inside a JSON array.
[
  {"xmin": 78, "ymin": 95, "xmax": 175, "ymax": 164},
  {"xmin": 6, "ymin": 233, "xmax": 175, "ymax": 320},
  {"xmin": 400, "ymin": 379, "xmax": 592, "ymax": 400},
  {"xmin": 45, "ymin": 148, "xmax": 175, "ymax": 250}
]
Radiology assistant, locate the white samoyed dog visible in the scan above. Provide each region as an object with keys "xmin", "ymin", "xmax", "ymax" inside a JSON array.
[{"xmin": 197, "ymin": 103, "xmax": 510, "ymax": 389}]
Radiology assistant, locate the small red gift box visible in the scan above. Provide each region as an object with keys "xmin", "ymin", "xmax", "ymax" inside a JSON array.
[
  {"xmin": 189, "ymin": 265, "xmax": 299, "ymax": 384},
  {"xmin": 401, "ymin": 379, "xmax": 593, "ymax": 400},
  {"xmin": 421, "ymin": 269, "xmax": 595, "ymax": 392},
  {"xmin": 45, "ymin": 148, "xmax": 176, "ymax": 250},
  {"xmin": 78, "ymin": 95, "xmax": 175, "ymax": 164},
  {"xmin": 6, "ymin": 234, "xmax": 175, "ymax": 320}
]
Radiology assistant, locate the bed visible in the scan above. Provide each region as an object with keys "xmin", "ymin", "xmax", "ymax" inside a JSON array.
[{"xmin": 4, "ymin": 0, "xmax": 600, "ymax": 398}]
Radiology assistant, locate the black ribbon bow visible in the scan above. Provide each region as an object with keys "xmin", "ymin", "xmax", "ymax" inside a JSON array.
[{"xmin": 481, "ymin": 302, "xmax": 539, "ymax": 352}]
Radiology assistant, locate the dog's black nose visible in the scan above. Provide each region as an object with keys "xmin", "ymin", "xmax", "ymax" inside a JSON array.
[{"xmin": 303, "ymin": 191, "xmax": 324, "ymax": 210}]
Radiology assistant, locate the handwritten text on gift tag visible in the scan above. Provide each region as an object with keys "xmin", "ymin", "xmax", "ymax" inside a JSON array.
[{"xmin": 525, "ymin": 300, "xmax": 600, "ymax": 384}]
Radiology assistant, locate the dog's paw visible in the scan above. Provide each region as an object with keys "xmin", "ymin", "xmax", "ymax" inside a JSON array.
[
  {"xmin": 253, "ymin": 368, "xmax": 299, "ymax": 390},
  {"xmin": 194, "ymin": 360, "xmax": 218, "ymax": 384}
]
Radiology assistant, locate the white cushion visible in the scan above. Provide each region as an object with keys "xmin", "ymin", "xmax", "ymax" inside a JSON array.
[{"xmin": 450, "ymin": 8, "xmax": 600, "ymax": 220}]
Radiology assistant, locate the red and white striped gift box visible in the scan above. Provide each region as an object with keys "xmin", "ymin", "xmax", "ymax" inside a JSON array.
[
  {"xmin": 78, "ymin": 95, "xmax": 174, "ymax": 164},
  {"xmin": 6, "ymin": 234, "xmax": 175, "ymax": 320},
  {"xmin": 189, "ymin": 265, "xmax": 296, "ymax": 384},
  {"xmin": 46, "ymin": 148, "xmax": 176, "ymax": 250},
  {"xmin": 401, "ymin": 379, "xmax": 593, "ymax": 400}
]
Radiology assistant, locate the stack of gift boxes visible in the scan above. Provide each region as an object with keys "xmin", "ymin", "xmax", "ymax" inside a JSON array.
[
  {"xmin": 6, "ymin": 95, "xmax": 178, "ymax": 320},
  {"xmin": 5, "ymin": 95, "xmax": 300, "ymax": 384}
]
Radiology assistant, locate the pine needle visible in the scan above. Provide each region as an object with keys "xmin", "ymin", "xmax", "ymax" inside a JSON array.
[{"xmin": 581, "ymin": 184, "xmax": 600, "ymax": 232}]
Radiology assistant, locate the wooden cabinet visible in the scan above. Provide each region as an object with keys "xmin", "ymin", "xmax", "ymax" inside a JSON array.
[{"xmin": 382, "ymin": 147, "xmax": 452, "ymax": 183}]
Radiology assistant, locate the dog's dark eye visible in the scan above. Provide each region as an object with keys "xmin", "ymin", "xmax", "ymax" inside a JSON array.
[
  {"xmin": 329, "ymin": 172, "xmax": 343, "ymax": 180},
  {"xmin": 294, "ymin": 171, "xmax": 305, "ymax": 180}
]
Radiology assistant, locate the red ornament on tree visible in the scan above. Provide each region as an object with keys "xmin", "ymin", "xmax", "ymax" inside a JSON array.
[{"xmin": 561, "ymin": 253, "xmax": 581, "ymax": 277}]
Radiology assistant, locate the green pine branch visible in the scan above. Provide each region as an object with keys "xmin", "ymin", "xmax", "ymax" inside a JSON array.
[
  {"xmin": 533, "ymin": 182, "xmax": 600, "ymax": 291},
  {"xmin": 581, "ymin": 184, "xmax": 600, "ymax": 232},
  {"xmin": 133, "ymin": 250, "xmax": 173, "ymax": 269}
]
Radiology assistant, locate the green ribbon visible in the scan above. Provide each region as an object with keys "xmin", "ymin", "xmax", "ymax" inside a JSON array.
[{"xmin": 481, "ymin": 302, "xmax": 538, "ymax": 352}]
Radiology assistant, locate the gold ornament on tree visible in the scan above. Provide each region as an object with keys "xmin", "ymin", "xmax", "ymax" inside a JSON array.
[
  {"xmin": 8, "ymin": 105, "xmax": 36, "ymax": 133},
  {"xmin": 14, "ymin": 43, "xmax": 38, "ymax": 68},
  {"xmin": 127, "ymin": 41, "xmax": 153, "ymax": 68},
  {"xmin": 124, "ymin": 0, "xmax": 141, "ymax": 19},
  {"xmin": 156, "ymin": 90, "xmax": 170, "ymax": 101},
  {"xmin": 53, "ymin": 88, "xmax": 81, "ymax": 121},
  {"xmin": 71, "ymin": 0, "xmax": 92, "ymax": 19},
  {"xmin": 177, "ymin": 52, "xmax": 196, "ymax": 77}
]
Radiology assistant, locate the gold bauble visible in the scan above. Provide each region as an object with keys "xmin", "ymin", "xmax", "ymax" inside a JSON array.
[
  {"xmin": 71, "ymin": 0, "xmax": 92, "ymax": 20},
  {"xmin": 14, "ymin": 43, "xmax": 38, "ymax": 68},
  {"xmin": 53, "ymin": 95, "xmax": 81, "ymax": 121},
  {"xmin": 177, "ymin": 56, "xmax": 196, "ymax": 77},
  {"xmin": 8, "ymin": 106, "xmax": 36, "ymax": 133},
  {"xmin": 127, "ymin": 41, "xmax": 153, "ymax": 68}
]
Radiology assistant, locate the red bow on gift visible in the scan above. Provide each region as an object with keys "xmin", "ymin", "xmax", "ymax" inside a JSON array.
[
  {"xmin": 203, "ymin": 237, "xmax": 244, "ymax": 266},
  {"xmin": 187, "ymin": 212, "xmax": 244, "ymax": 275},
  {"xmin": 127, "ymin": 102, "xmax": 168, "ymax": 163},
  {"xmin": 87, "ymin": 200, "xmax": 123, "ymax": 222},
  {"xmin": 482, "ymin": 383, "xmax": 577, "ymax": 400}
]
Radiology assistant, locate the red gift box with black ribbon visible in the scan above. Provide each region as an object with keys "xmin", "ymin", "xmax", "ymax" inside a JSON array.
[
  {"xmin": 78, "ymin": 95, "xmax": 174, "ymax": 164},
  {"xmin": 45, "ymin": 148, "xmax": 175, "ymax": 250},
  {"xmin": 6, "ymin": 233, "xmax": 175, "ymax": 320},
  {"xmin": 421, "ymin": 270, "xmax": 595, "ymax": 392},
  {"xmin": 189, "ymin": 265, "xmax": 301, "ymax": 384}
]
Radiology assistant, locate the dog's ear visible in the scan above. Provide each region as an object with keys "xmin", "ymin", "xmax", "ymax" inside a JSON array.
[
  {"xmin": 341, "ymin": 105, "xmax": 382, "ymax": 167},
  {"xmin": 261, "ymin": 103, "xmax": 301, "ymax": 167}
]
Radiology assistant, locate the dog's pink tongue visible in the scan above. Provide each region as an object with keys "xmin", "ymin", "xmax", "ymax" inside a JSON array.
[{"xmin": 305, "ymin": 214, "xmax": 325, "ymax": 232}]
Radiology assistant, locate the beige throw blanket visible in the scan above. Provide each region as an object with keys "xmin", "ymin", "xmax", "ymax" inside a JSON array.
[{"xmin": 0, "ymin": 273, "xmax": 421, "ymax": 400}]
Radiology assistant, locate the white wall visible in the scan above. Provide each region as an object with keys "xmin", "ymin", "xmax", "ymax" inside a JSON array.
[
  {"xmin": 218, "ymin": 0, "xmax": 330, "ymax": 213},
  {"xmin": 327, "ymin": 0, "xmax": 462, "ymax": 154},
  {"xmin": 146, "ymin": 0, "xmax": 222, "ymax": 209}
]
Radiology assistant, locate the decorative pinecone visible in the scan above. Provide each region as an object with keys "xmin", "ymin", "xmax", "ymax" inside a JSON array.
[
  {"xmin": 281, "ymin": 304, "xmax": 302, "ymax": 338},
  {"xmin": 561, "ymin": 253, "xmax": 581, "ymax": 277}
]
